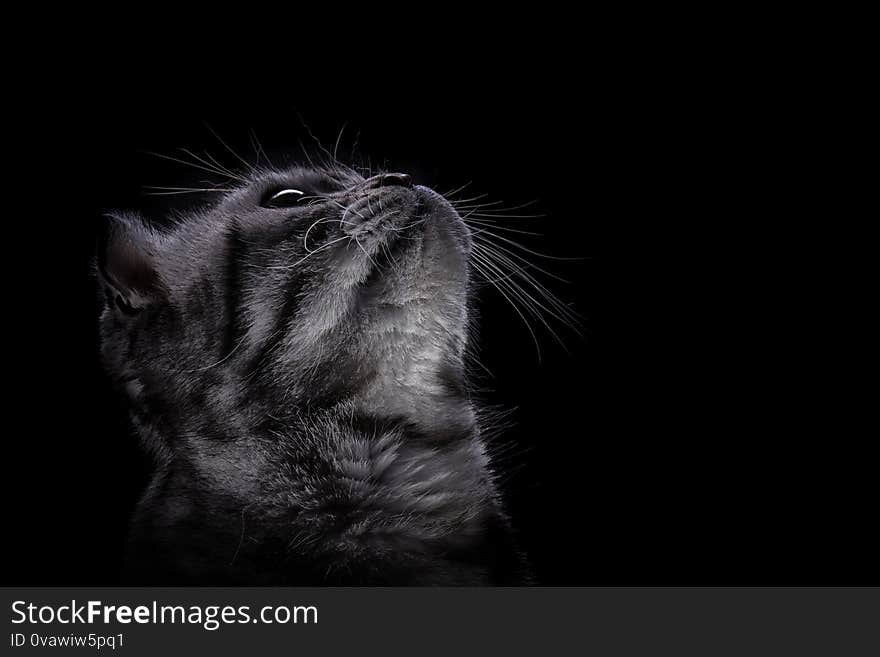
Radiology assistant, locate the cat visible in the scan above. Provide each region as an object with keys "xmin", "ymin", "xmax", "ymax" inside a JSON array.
[{"xmin": 97, "ymin": 161, "xmax": 530, "ymax": 584}]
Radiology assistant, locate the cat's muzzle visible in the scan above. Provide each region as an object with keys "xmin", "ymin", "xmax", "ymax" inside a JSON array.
[{"xmin": 341, "ymin": 172, "xmax": 419, "ymax": 238}]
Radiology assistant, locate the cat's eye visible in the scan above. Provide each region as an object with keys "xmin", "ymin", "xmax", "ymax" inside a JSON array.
[{"xmin": 262, "ymin": 188, "xmax": 306, "ymax": 208}]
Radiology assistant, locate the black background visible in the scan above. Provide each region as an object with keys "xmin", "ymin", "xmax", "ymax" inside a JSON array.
[{"xmin": 4, "ymin": 46, "xmax": 874, "ymax": 586}]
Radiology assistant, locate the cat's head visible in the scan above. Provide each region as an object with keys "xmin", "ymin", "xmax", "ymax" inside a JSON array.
[{"xmin": 97, "ymin": 164, "xmax": 475, "ymax": 461}]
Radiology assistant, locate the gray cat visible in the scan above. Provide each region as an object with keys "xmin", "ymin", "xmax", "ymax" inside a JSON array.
[{"xmin": 98, "ymin": 162, "xmax": 529, "ymax": 584}]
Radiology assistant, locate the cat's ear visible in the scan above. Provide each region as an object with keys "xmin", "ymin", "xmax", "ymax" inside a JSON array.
[{"xmin": 96, "ymin": 212, "xmax": 166, "ymax": 315}]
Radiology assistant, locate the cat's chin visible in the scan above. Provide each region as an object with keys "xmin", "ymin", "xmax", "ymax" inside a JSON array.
[{"xmin": 416, "ymin": 184, "xmax": 470, "ymax": 232}]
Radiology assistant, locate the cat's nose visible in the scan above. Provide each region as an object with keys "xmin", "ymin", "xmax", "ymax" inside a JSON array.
[{"xmin": 363, "ymin": 173, "xmax": 413, "ymax": 189}]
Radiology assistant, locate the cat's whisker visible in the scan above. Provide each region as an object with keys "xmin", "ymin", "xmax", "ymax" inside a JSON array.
[
  {"xmin": 303, "ymin": 217, "xmax": 355, "ymax": 253},
  {"xmin": 352, "ymin": 234, "xmax": 380, "ymax": 271},
  {"xmin": 204, "ymin": 124, "xmax": 257, "ymax": 175},
  {"xmin": 465, "ymin": 211, "xmax": 548, "ymax": 220},
  {"xmin": 468, "ymin": 254, "xmax": 543, "ymax": 360},
  {"xmin": 472, "ymin": 233, "xmax": 575, "ymax": 285},
  {"xmin": 454, "ymin": 192, "xmax": 578, "ymax": 341},
  {"xmin": 298, "ymin": 194, "xmax": 341, "ymax": 208},
  {"xmin": 200, "ymin": 149, "xmax": 245, "ymax": 182},
  {"xmin": 450, "ymin": 193, "xmax": 491, "ymax": 206},
  {"xmin": 473, "ymin": 240, "xmax": 581, "ymax": 335},
  {"xmin": 379, "ymin": 239, "xmax": 402, "ymax": 276},
  {"xmin": 387, "ymin": 216, "xmax": 427, "ymax": 234},
  {"xmin": 333, "ymin": 122, "xmax": 347, "ymax": 163},
  {"xmin": 297, "ymin": 112, "xmax": 336, "ymax": 166},
  {"xmin": 456, "ymin": 199, "xmax": 541, "ymax": 213},
  {"xmin": 471, "ymin": 226, "xmax": 583, "ymax": 262},
  {"xmin": 180, "ymin": 147, "xmax": 238, "ymax": 181},
  {"xmin": 466, "ymin": 254, "xmax": 521, "ymax": 285},
  {"xmin": 296, "ymin": 115, "xmax": 360, "ymax": 181},
  {"xmin": 297, "ymin": 139, "xmax": 330, "ymax": 173},
  {"xmin": 178, "ymin": 148, "xmax": 243, "ymax": 183},
  {"xmin": 470, "ymin": 248, "xmax": 568, "ymax": 351},
  {"xmin": 441, "ymin": 181, "xmax": 473, "ymax": 198},
  {"xmin": 294, "ymin": 195, "xmax": 366, "ymax": 229},
  {"xmin": 249, "ymin": 129, "xmax": 272, "ymax": 169},
  {"xmin": 463, "ymin": 218, "xmax": 543, "ymax": 236},
  {"xmin": 477, "ymin": 242, "xmax": 580, "ymax": 327},
  {"xmin": 265, "ymin": 235, "xmax": 351, "ymax": 271},
  {"xmin": 340, "ymin": 200, "xmax": 367, "ymax": 226},
  {"xmin": 143, "ymin": 186, "xmax": 235, "ymax": 196},
  {"xmin": 147, "ymin": 151, "xmax": 249, "ymax": 184}
]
